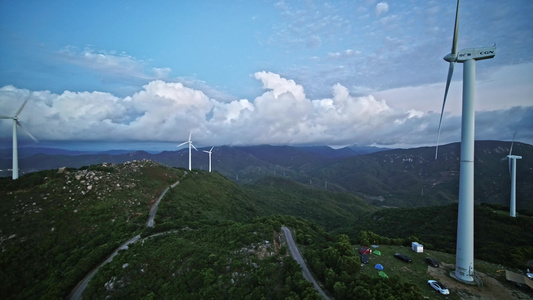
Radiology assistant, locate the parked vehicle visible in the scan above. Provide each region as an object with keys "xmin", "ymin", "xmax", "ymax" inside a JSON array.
[
  {"xmin": 394, "ymin": 253, "xmax": 412, "ymax": 263},
  {"xmin": 428, "ymin": 280, "xmax": 450, "ymax": 295},
  {"xmin": 426, "ymin": 257, "xmax": 439, "ymax": 268},
  {"xmin": 359, "ymin": 246, "xmax": 372, "ymax": 255},
  {"xmin": 361, "ymin": 253, "xmax": 369, "ymax": 264}
]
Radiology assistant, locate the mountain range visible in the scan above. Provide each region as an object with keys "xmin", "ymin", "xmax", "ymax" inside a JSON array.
[{"xmin": 1, "ymin": 141, "xmax": 532, "ymax": 210}]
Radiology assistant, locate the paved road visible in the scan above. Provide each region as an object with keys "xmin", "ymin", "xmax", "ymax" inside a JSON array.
[
  {"xmin": 68, "ymin": 235, "xmax": 141, "ymax": 300},
  {"xmin": 282, "ymin": 226, "xmax": 330, "ymax": 300},
  {"xmin": 69, "ymin": 180, "xmax": 179, "ymax": 299},
  {"xmin": 147, "ymin": 187, "xmax": 169, "ymax": 227}
]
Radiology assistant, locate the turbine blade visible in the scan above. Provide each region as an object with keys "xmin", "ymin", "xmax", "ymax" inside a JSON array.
[
  {"xmin": 451, "ymin": 0, "xmax": 460, "ymax": 55},
  {"xmin": 435, "ymin": 61, "xmax": 455, "ymax": 160},
  {"xmin": 15, "ymin": 94, "xmax": 31, "ymax": 117},
  {"xmin": 0, "ymin": 115, "xmax": 13, "ymax": 119},
  {"xmin": 203, "ymin": 150, "xmax": 209, "ymax": 153},
  {"xmin": 188, "ymin": 131, "xmax": 192, "ymax": 141},
  {"xmin": 177, "ymin": 141, "xmax": 188, "ymax": 147},
  {"xmin": 508, "ymin": 159, "xmax": 512, "ymax": 176},
  {"xmin": 509, "ymin": 132, "xmax": 516, "ymax": 155},
  {"xmin": 210, "ymin": 146, "xmax": 214, "ymax": 152},
  {"xmin": 16, "ymin": 121, "xmax": 38, "ymax": 142},
  {"xmin": 191, "ymin": 143, "xmax": 198, "ymax": 151}
]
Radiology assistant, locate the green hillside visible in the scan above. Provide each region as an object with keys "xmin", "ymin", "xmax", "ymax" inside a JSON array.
[
  {"xmin": 1, "ymin": 160, "xmax": 532, "ymax": 299},
  {"xmin": 0, "ymin": 161, "xmax": 182, "ymax": 299},
  {"xmin": 244, "ymin": 176, "xmax": 377, "ymax": 231},
  {"xmin": 317, "ymin": 141, "xmax": 533, "ymax": 210}
]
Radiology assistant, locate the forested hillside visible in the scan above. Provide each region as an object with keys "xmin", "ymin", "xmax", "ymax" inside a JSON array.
[
  {"xmin": 316, "ymin": 141, "xmax": 533, "ymax": 210},
  {"xmin": 1, "ymin": 160, "xmax": 532, "ymax": 299}
]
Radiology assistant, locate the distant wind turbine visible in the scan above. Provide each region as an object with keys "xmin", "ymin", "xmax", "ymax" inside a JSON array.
[
  {"xmin": 0, "ymin": 94, "xmax": 38, "ymax": 180},
  {"xmin": 502, "ymin": 138, "xmax": 522, "ymax": 218},
  {"xmin": 178, "ymin": 132, "xmax": 197, "ymax": 171},
  {"xmin": 435, "ymin": 0, "xmax": 496, "ymax": 283},
  {"xmin": 203, "ymin": 146, "xmax": 214, "ymax": 172}
]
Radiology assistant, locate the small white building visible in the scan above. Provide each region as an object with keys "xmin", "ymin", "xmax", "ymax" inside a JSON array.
[{"xmin": 411, "ymin": 242, "xmax": 423, "ymax": 253}]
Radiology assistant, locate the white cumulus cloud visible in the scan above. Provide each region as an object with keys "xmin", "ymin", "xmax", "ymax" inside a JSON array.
[
  {"xmin": 1, "ymin": 71, "xmax": 532, "ymax": 148},
  {"xmin": 376, "ymin": 2, "xmax": 389, "ymax": 16}
]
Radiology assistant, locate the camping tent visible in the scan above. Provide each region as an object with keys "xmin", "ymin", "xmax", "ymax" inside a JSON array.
[
  {"xmin": 378, "ymin": 271, "xmax": 389, "ymax": 278},
  {"xmin": 375, "ymin": 264, "xmax": 384, "ymax": 270}
]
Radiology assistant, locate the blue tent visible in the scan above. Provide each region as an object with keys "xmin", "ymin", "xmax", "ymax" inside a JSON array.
[{"xmin": 375, "ymin": 264, "xmax": 384, "ymax": 270}]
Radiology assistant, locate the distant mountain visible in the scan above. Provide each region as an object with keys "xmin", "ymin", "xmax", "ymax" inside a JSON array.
[
  {"xmin": 316, "ymin": 141, "xmax": 533, "ymax": 210},
  {"xmin": 2, "ymin": 141, "xmax": 532, "ymax": 210},
  {"xmin": 296, "ymin": 145, "xmax": 387, "ymax": 158}
]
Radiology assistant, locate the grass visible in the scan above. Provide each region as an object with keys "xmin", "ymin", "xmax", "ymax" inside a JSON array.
[{"xmin": 355, "ymin": 244, "xmax": 531, "ymax": 300}]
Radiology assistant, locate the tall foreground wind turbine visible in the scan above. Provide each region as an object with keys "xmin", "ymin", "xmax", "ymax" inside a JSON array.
[
  {"xmin": 502, "ymin": 140, "xmax": 522, "ymax": 217},
  {"xmin": 0, "ymin": 94, "xmax": 38, "ymax": 180},
  {"xmin": 436, "ymin": 0, "xmax": 496, "ymax": 282},
  {"xmin": 203, "ymin": 146, "xmax": 214, "ymax": 172},
  {"xmin": 178, "ymin": 132, "xmax": 197, "ymax": 171}
]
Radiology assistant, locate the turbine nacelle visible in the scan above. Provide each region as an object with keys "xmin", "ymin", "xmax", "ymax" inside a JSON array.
[
  {"xmin": 444, "ymin": 46, "xmax": 496, "ymax": 63},
  {"xmin": 457, "ymin": 46, "xmax": 496, "ymax": 62},
  {"xmin": 507, "ymin": 155, "xmax": 522, "ymax": 160}
]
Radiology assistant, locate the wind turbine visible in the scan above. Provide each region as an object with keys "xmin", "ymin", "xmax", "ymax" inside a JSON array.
[
  {"xmin": 502, "ymin": 139, "xmax": 522, "ymax": 217},
  {"xmin": 0, "ymin": 94, "xmax": 38, "ymax": 180},
  {"xmin": 203, "ymin": 146, "xmax": 214, "ymax": 172},
  {"xmin": 178, "ymin": 132, "xmax": 197, "ymax": 171},
  {"xmin": 435, "ymin": 0, "xmax": 496, "ymax": 283}
]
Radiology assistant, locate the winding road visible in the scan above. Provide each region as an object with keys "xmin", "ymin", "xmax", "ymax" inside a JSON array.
[
  {"xmin": 147, "ymin": 187, "xmax": 169, "ymax": 227},
  {"xmin": 69, "ymin": 181, "xmax": 329, "ymax": 299},
  {"xmin": 69, "ymin": 181, "xmax": 178, "ymax": 300},
  {"xmin": 67, "ymin": 235, "xmax": 140, "ymax": 300},
  {"xmin": 282, "ymin": 226, "xmax": 330, "ymax": 300}
]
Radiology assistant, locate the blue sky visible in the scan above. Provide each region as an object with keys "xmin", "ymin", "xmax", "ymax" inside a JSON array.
[{"xmin": 1, "ymin": 0, "xmax": 532, "ymax": 150}]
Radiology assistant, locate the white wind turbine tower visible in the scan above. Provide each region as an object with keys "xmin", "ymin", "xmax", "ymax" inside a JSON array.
[
  {"xmin": 178, "ymin": 132, "xmax": 197, "ymax": 171},
  {"xmin": 0, "ymin": 94, "xmax": 38, "ymax": 180},
  {"xmin": 435, "ymin": 0, "xmax": 496, "ymax": 283},
  {"xmin": 502, "ymin": 139, "xmax": 522, "ymax": 218},
  {"xmin": 203, "ymin": 146, "xmax": 214, "ymax": 172}
]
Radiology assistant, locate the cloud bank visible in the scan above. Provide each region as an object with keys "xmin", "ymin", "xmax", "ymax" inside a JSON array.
[{"xmin": 1, "ymin": 71, "xmax": 532, "ymax": 149}]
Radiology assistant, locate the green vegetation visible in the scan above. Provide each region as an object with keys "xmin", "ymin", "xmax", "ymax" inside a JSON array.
[
  {"xmin": 85, "ymin": 218, "xmax": 322, "ymax": 299},
  {"xmin": 244, "ymin": 176, "xmax": 377, "ymax": 231},
  {"xmin": 0, "ymin": 161, "xmax": 181, "ymax": 299},
  {"xmin": 338, "ymin": 204, "xmax": 533, "ymax": 269},
  {"xmin": 1, "ymin": 159, "xmax": 532, "ymax": 299}
]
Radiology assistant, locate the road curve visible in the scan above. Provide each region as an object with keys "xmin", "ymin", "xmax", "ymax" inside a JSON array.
[
  {"xmin": 69, "ymin": 180, "xmax": 179, "ymax": 299},
  {"xmin": 68, "ymin": 235, "xmax": 141, "ymax": 300},
  {"xmin": 281, "ymin": 226, "xmax": 330, "ymax": 300}
]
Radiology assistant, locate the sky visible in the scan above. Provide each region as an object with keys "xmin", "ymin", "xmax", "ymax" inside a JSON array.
[{"xmin": 1, "ymin": 0, "xmax": 532, "ymax": 151}]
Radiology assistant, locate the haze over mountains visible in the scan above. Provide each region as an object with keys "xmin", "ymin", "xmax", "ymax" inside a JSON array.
[{"xmin": 2, "ymin": 140, "xmax": 532, "ymax": 211}]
